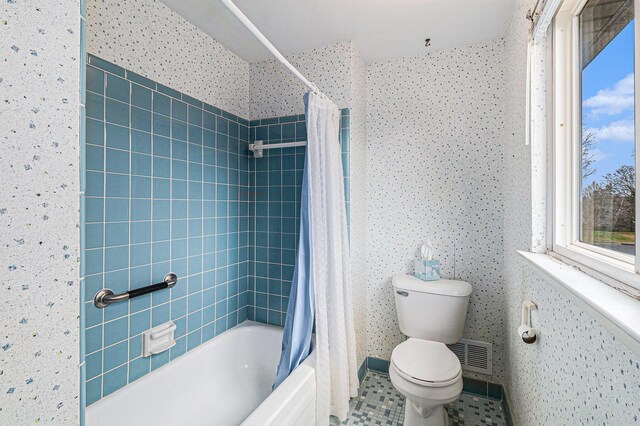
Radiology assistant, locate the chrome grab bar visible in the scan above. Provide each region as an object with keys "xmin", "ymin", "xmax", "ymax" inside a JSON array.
[{"xmin": 93, "ymin": 273, "xmax": 178, "ymax": 308}]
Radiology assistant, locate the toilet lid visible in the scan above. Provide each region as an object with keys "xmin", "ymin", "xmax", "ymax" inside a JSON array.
[{"xmin": 391, "ymin": 339, "xmax": 461, "ymax": 385}]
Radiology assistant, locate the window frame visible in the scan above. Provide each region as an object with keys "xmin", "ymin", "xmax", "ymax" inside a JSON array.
[{"xmin": 552, "ymin": 0, "xmax": 640, "ymax": 291}]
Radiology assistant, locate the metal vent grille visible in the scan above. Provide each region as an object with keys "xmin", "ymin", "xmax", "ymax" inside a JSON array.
[{"xmin": 447, "ymin": 339, "xmax": 492, "ymax": 375}]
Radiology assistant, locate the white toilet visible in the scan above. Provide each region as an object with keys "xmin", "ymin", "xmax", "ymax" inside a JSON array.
[{"xmin": 389, "ymin": 274, "xmax": 472, "ymax": 426}]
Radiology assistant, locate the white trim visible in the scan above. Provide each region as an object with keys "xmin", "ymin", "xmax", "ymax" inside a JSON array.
[
  {"xmin": 635, "ymin": 0, "xmax": 640, "ymax": 274},
  {"xmin": 518, "ymin": 251, "xmax": 640, "ymax": 357},
  {"xmin": 551, "ymin": 0, "xmax": 640, "ymax": 290}
]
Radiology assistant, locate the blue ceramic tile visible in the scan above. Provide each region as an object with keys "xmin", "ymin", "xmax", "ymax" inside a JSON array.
[
  {"xmin": 188, "ymin": 125, "xmax": 202, "ymax": 145},
  {"xmin": 130, "ymin": 310, "xmax": 150, "ymax": 336},
  {"xmin": 85, "ymin": 223, "xmax": 103, "ymax": 249},
  {"xmin": 129, "ymin": 357, "xmax": 150, "ymax": 382},
  {"xmin": 131, "ymin": 107, "xmax": 151, "ymax": 132},
  {"xmin": 106, "ymin": 98, "xmax": 129, "ymax": 126},
  {"xmin": 85, "ymin": 325, "xmax": 103, "ymax": 355},
  {"xmin": 153, "ymin": 135, "xmax": 171, "ymax": 158},
  {"xmin": 106, "ymin": 123, "xmax": 129, "ymax": 150},
  {"xmin": 103, "ymin": 317, "xmax": 128, "ymax": 347},
  {"xmin": 87, "ymin": 118, "xmax": 104, "ymax": 146},
  {"xmin": 152, "ymin": 303, "xmax": 170, "ymax": 327},
  {"xmin": 105, "ymin": 148, "xmax": 129, "ymax": 174},
  {"xmin": 131, "ymin": 130, "xmax": 151, "ymax": 154},
  {"xmin": 84, "ymin": 274, "xmax": 104, "ymax": 304},
  {"xmin": 86, "ymin": 145, "xmax": 104, "ymax": 171},
  {"xmin": 203, "ymin": 112, "xmax": 215, "ymax": 131},
  {"xmin": 153, "ymin": 157, "xmax": 170, "ymax": 178},
  {"xmin": 153, "ymin": 114, "xmax": 170, "ymax": 137},
  {"xmin": 172, "ymin": 120, "xmax": 187, "ymax": 141},
  {"xmin": 105, "ymin": 173, "xmax": 129, "ymax": 198},
  {"xmin": 188, "ymin": 105, "xmax": 202, "ymax": 126},
  {"xmin": 86, "ymin": 92, "xmax": 104, "ymax": 120},
  {"xmin": 103, "ymin": 341, "xmax": 128, "ymax": 371},
  {"xmin": 87, "ymin": 66, "xmax": 104, "ymax": 95},
  {"xmin": 172, "ymin": 99, "xmax": 187, "ymax": 122},
  {"xmin": 157, "ymin": 83, "xmax": 181, "ymax": 99},
  {"xmin": 130, "ymin": 222, "xmax": 151, "ymax": 245},
  {"xmin": 106, "ymin": 74, "xmax": 130, "ymax": 103},
  {"xmin": 130, "ymin": 243, "xmax": 151, "ymax": 267},
  {"xmin": 86, "ymin": 171, "xmax": 104, "ymax": 197},
  {"xmin": 203, "ymin": 103, "xmax": 221, "ymax": 115},
  {"xmin": 150, "ymin": 350, "xmax": 170, "ymax": 371},
  {"xmin": 127, "ymin": 71, "xmax": 155, "ymax": 90},
  {"xmin": 153, "ymin": 92, "xmax": 171, "ymax": 117},
  {"xmin": 182, "ymin": 93, "xmax": 202, "ymax": 108},
  {"xmin": 128, "ymin": 338, "xmax": 142, "ymax": 361},
  {"xmin": 152, "ymin": 200, "xmax": 170, "ymax": 220},
  {"xmin": 89, "ymin": 54, "xmax": 125, "ymax": 76},
  {"xmin": 131, "ymin": 176, "xmax": 151, "ymax": 198},
  {"xmin": 131, "ymin": 84, "xmax": 152, "ymax": 110},
  {"xmin": 105, "ymin": 222, "xmax": 129, "ymax": 247},
  {"xmin": 131, "ymin": 153, "xmax": 151, "ymax": 176},
  {"xmin": 103, "ymin": 365, "xmax": 127, "ymax": 397},
  {"xmin": 104, "ymin": 245, "xmax": 128, "ymax": 271},
  {"xmin": 367, "ymin": 357, "xmax": 390, "ymax": 374},
  {"xmin": 86, "ymin": 351, "xmax": 102, "ymax": 380},
  {"xmin": 86, "ymin": 376, "xmax": 102, "ymax": 406},
  {"xmin": 187, "ymin": 330, "xmax": 202, "ymax": 351}
]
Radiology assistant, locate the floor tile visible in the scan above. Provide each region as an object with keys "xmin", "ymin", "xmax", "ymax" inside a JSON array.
[{"xmin": 341, "ymin": 371, "xmax": 507, "ymax": 426}]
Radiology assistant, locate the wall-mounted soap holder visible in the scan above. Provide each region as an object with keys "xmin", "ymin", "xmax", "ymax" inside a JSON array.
[{"xmin": 142, "ymin": 321, "xmax": 176, "ymax": 357}]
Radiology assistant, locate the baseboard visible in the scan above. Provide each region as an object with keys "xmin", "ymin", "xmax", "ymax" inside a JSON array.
[
  {"xmin": 365, "ymin": 356, "xmax": 390, "ymax": 373},
  {"xmin": 357, "ymin": 359, "xmax": 367, "ymax": 384}
]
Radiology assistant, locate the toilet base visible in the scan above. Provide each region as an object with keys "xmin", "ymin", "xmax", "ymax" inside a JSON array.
[{"xmin": 404, "ymin": 401, "xmax": 448, "ymax": 426}]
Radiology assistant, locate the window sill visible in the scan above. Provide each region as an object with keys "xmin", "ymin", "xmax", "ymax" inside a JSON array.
[{"xmin": 517, "ymin": 250, "xmax": 640, "ymax": 356}]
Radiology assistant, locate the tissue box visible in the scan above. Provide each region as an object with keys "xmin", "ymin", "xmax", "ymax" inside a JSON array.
[{"xmin": 414, "ymin": 258, "xmax": 441, "ymax": 281}]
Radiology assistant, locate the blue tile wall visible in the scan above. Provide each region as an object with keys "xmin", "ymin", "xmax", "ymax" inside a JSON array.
[
  {"xmin": 246, "ymin": 110, "xmax": 350, "ymax": 325},
  {"xmin": 83, "ymin": 55, "xmax": 250, "ymax": 405},
  {"xmin": 82, "ymin": 55, "xmax": 350, "ymax": 405}
]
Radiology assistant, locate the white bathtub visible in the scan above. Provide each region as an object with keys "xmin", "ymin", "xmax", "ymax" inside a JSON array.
[{"xmin": 86, "ymin": 321, "xmax": 316, "ymax": 426}]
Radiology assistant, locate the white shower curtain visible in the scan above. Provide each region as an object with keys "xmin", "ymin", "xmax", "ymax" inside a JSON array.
[{"xmin": 304, "ymin": 92, "xmax": 358, "ymax": 423}]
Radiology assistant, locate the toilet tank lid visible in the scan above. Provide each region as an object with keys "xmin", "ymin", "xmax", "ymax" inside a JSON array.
[{"xmin": 392, "ymin": 274, "xmax": 472, "ymax": 296}]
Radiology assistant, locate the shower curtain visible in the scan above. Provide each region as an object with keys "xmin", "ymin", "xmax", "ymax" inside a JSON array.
[{"xmin": 273, "ymin": 92, "xmax": 358, "ymax": 423}]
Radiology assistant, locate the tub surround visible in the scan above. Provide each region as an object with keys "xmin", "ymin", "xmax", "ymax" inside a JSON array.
[
  {"xmin": 247, "ymin": 111, "xmax": 351, "ymax": 325},
  {"xmin": 82, "ymin": 55, "xmax": 350, "ymax": 404},
  {"xmin": 83, "ymin": 55, "xmax": 251, "ymax": 404}
]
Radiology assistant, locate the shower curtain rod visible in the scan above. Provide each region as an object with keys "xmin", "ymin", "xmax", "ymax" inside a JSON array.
[{"xmin": 219, "ymin": 0, "xmax": 324, "ymax": 96}]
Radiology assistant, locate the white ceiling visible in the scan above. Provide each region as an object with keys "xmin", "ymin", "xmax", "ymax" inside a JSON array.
[{"xmin": 159, "ymin": 0, "xmax": 514, "ymax": 64}]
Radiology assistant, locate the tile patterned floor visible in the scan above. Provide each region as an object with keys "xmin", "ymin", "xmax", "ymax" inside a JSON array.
[{"xmin": 342, "ymin": 371, "xmax": 507, "ymax": 426}]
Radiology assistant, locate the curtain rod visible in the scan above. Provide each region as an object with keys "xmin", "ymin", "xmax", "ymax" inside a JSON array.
[{"xmin": 219, "ymin": 0, "xmax": 324, "ymax": 96}]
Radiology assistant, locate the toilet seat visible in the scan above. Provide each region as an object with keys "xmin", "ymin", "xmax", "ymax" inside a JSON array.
[{"xmin": 391, "ymin": 338, "xmax": 461, "ymax": 387}]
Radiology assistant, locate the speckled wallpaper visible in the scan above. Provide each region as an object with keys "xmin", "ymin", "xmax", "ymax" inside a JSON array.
[
  {"xmin": 365, "ymin": 41, "xmax": 507, "ymax": 384},
  {"xmin": 1, "ymin": 0, "xmax": 81, "ymax": 424},
  {"xmin": 502, "ymin": 1, "xmax": 640, "ymax": 424},
  {"xmin": 249, "ymin": 42, "xmax": 353, "ymax": 120},
  {"xmin": 87, "ymin": 0, "xmax": 249, "ymax": 118}
]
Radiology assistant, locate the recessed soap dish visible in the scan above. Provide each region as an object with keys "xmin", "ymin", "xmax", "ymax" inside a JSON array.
[{"xmin": 142, "ymin": 321, "xmax": 176, "ymax": 357}]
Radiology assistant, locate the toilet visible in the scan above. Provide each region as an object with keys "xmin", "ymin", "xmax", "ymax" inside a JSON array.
[{"xmin": 389, "ymin": 274, "xmax": 472, "ymax": 426}]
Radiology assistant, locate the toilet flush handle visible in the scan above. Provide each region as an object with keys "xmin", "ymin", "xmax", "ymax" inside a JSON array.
[{"xmin": 396, "ymin": 290, "xmax": 409, "ymax": 297}]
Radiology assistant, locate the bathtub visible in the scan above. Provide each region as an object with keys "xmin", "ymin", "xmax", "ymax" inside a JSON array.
[{"xmin": 86, "ymin": 321, "xmax": 316, "ymax": 426}]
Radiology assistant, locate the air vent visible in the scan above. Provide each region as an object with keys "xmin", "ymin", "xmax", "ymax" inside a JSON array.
[{"xmin": 447, "ymin": 339, "xmax": 492, "ymax": 375}]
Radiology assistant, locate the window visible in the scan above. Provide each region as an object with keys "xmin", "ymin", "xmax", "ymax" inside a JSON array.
[{"xmin": 553, "ymin": 0, "xmax": 640, "ymax": 288}]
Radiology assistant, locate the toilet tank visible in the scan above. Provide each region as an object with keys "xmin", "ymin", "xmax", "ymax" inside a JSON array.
[{"xmin": 392, "ymin": 274, "xmax": 472, "ymax": 344}]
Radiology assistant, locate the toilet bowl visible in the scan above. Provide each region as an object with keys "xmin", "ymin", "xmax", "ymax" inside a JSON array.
[
  {"xmin": 389, "ymin": 338, "xmax": 462, "ymax": 426},
  {"xmin": 389, "ymin": 274, "xmax": 472, "ymax": 426}
]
